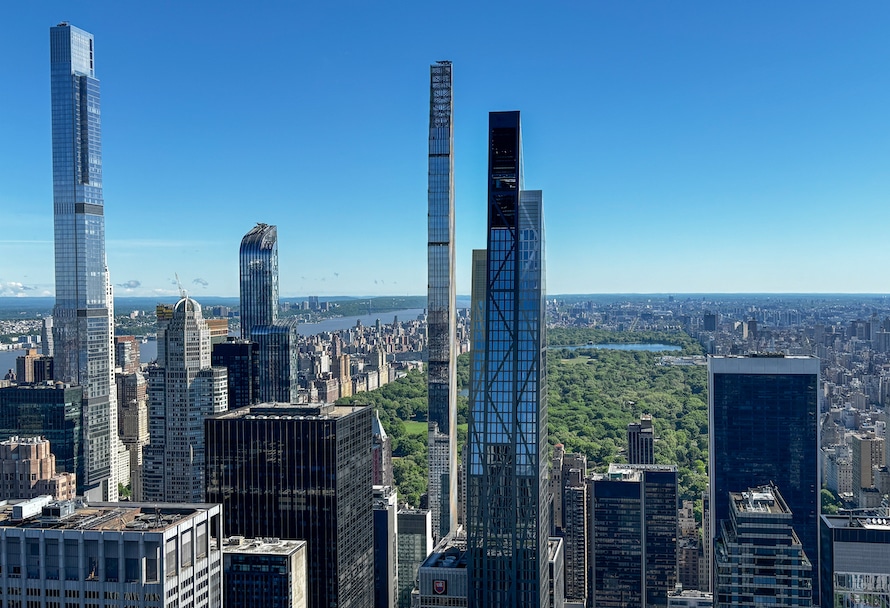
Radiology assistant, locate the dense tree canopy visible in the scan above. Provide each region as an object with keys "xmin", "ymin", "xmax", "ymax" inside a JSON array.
[
  {"xmin": 339, "ymin": 331, "xmax": 709, "ymax": 506},
  {"xmin": 548, "ymin": 347, "xmax": 708, "ymax": 502}
]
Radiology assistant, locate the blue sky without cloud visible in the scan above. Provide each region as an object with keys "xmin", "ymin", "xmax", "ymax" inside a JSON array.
[{"xmin": 1, "ymin": 2, "xmax": 889, "ymax": 298}]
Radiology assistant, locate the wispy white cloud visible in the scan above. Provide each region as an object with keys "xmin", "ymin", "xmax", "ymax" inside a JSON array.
[{"xmin": 0, "ymin": 281, "xmax": 36, "ymax": 297}]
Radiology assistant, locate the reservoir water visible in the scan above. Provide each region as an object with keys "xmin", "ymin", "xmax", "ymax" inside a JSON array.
[{"xmin": 557, "ymin": 343, "xmax": 682, "ymax": 352}]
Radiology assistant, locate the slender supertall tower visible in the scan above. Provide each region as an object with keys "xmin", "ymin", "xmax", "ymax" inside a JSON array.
[
  {"xmin": 467, "ymin": 111, "xmax": 549, "ymax": 607},
  {"xmin": 239, "ymin": 223, "xmax": 279, "ymax": 341},
  {"xmin": 427, "ymin": 60, "xmax": 457, "ymax": 541},
  {"xmin": 49, "ymin": 23, "xmax": 118, "ymax": 501}
]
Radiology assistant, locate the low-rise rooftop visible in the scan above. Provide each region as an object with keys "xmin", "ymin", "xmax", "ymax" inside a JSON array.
[
  {"xmin": 0, "ymin": 498, "xmax": 216, "ymax": 532},
  {"xmin": 223, "ymin": 537, "xmax": 306, "ymax": 556},
  {"xmin": 213, "ymin": 402, "xmax": 366, "ymax": 420}
]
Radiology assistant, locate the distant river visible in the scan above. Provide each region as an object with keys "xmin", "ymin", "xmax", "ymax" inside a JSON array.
[
  {"xmin": 557, "ymin": 343, "xmax": 682, "ymax": 352},
  {"xmin": 137, "ymin": 308, "xmax": 427, "ymax": 363},
  {"xmin": 0, "ymin": 349, "xmax": 23, "ymax": 376}
]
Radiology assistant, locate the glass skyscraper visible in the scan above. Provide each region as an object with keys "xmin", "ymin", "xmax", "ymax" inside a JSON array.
[
  {"xmin": 427, "ymin": 60, "xmax": 457, "ymax": 542},
  {"xmin": 239, "ymin": 223, "xmax": 279, "ymax": 341},
  {"xmin": 253, "ymin": 320, "xmax": 300, "ymax": 404},
  {"xmin": 49, "ymin": 23, "xmax": 118, "ymax": 501},
  {"xmin": 589, "ymin": 464, "xmax": 678, "ymax": 608},
  {"xmin": 708, "ymin": 355, "xmax": 820, "ymax": 604},
  {"xmin": 467, "ymin": 111, "xmax": 549, "ymax": 608}
]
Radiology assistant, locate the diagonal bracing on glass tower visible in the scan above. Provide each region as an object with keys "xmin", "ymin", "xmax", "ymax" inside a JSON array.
[
  {"xmin": 468, "ymin": 111, "xmax": 550, "ymax": 608},
  {"xmin": 427, "ymin": 60, "xmax": 458, "ymax": 542}
]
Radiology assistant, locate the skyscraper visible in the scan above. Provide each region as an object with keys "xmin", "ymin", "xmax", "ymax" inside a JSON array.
[
  {"xmin": 49, "ymin": 23, "xmax": 118, "ymax": 501},
  {"xmin": 373, "ymin": 409, "xmax": 394, "ymax": 487},
  {"xmin": 240, "ymin": 223, "xmax": 279, "ymax": 341},
  {"xmin": 206, "ymin": 402, "xmax": 374, "ymax": 608},
  {"xmin": 708, "ymin": 355, "xmax": 820, "ymax": 603},
  {"xmin": 211, "ymin": 338, "xmax": 260, "ymax": 409},
  {"xmin": 467, "ymin": 111, "xmax": 549, "ymax": 608},
  {"xmin": 253, "ymin": 320, "xmax": 300, "ymax": 403},
  {"xmin": 397, "ymin": 509, "xmax": 433, "ymax": 608},
  {"xmin": 714, "ymin": 485, "xmax": 812, "ymax": 608},
  {"xmin": 0, "ymin": 500, "xmax": 224, "ymax": 608},
  {"xmin": 373, "ymin": 485, "xmax": 399, "ymax": 608},
  {"xmin": 589, "ymin": 464, "xmax": 679, "ymax": 608},
  {"xmin": 627, "ymin": 415, "xmax": 655, "ymax": 465},
  {"xmin": 427, "ymin": 60, "xmax": 457, "ymax": 542},
  {"xmin": 143, "ymin": 296, "xmax": 228, "ymax": 502}
]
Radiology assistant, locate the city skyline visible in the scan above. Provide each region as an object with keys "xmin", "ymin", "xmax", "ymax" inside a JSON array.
[{"xmin": 3, "ymin": 4, "xmax": 890, "ymax": 298}]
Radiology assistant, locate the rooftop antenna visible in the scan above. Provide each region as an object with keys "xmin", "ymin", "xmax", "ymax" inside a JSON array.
[{"xmin": 175, "ymin": 273, "xmax": 187, "ymax": 300}]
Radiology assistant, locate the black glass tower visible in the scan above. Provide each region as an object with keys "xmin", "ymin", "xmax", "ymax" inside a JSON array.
[
  {"xmin": 589, "ymin": 464, "xmax": 678, "ymax": 608},
  {"xmin": 708, "ymin": 355, "xmax": 820, "ymax": 603},
  {"xmin": 211, "ymin": 338, "xmax": 260, "ymax": 409},
  {"xmin": 0, "ymin": 384, "xmax": 83, "ymax": 487},
  {"xmin": 467, "ymin": 111, "xmax": 549, "ymax": 608},
  {"xmin": 239, "ymin": 223, "xmax": 279, "ymax": 341},
  {"xmin": 206, "ymin": 403, "xmax": 373, "ymax": 608}
]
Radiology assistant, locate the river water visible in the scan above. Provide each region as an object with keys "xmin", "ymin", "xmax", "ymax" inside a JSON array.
[{"xmin": 0, "ymin": 308, "xmax": 427, "ymax": 369}]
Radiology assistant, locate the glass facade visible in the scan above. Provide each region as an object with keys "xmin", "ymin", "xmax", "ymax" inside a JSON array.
[
  {"xmin": 206, "ymin": 404, "xmax": 374, "ymax": 608},
  {"xmin": 211, "ymin": 339, "xmax": 260, "ymax": 410},
  {"xmin": 239, "ymin": 223, "xmax": 279, "ymax": 341},
  {"xmin": 467, "ymin": 112, "xmax": 549, "ymax": 608},
  {"xmin": 589, "ymin": 465, "xmax": 678, "ymax": 608},
  {"xmin": 821, "ymin": 515, "xmax": 890, "ymax": 607},
  {"xmin": 708, "ymin": 356, "xmax": 820, "ymax": 603},
  {"xmin": 253, "ymin": 320, "xmax": 299, "ymax": 404},
  {"xmin": 50, "ymin": 23, "xmax": 117, "ymax": 499},
  {"xmin": 715, "ymin": 487, "xmax": 812, "ymax": 608},
  {"xmin": 427, "ymin": 60, "xmax": 458, "ymax": 544},
  {"xmin": 0, "ymin": 385, "xmax": 84, "ymax": 487},
  {"xmin": 224, "ymin": 542, "xmax": 307, "ymax": 608}
]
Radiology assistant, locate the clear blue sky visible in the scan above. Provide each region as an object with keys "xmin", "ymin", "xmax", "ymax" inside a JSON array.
[{"xmin": 2, "ymin": 2, "xmax": 889, "ymax": 298}]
